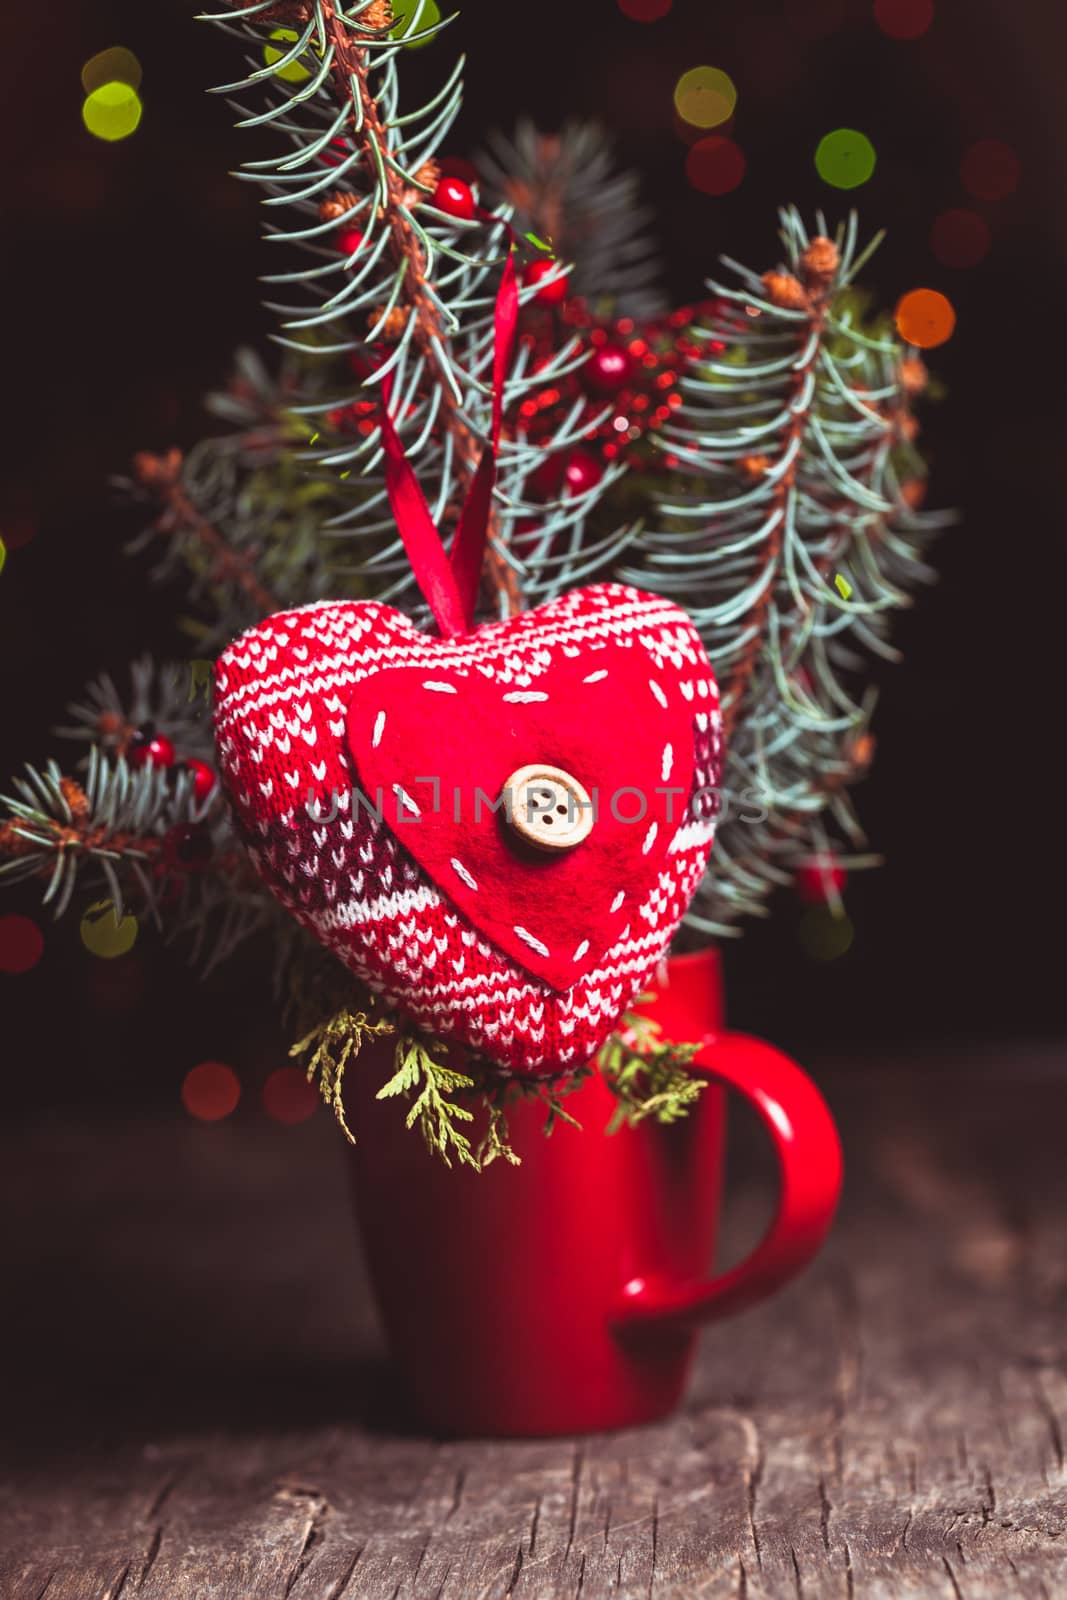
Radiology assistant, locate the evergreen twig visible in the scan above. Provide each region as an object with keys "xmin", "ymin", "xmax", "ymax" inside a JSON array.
[
  {"xmin": 290, "ymin": 1005, "xmax": 395, "ymax": 1142},
  {"xmin": 599, "ymin": 1010, "xmax": 705, "ymax": 1134},
  {"xmin": 377, "ymin": 1033, "xmax": 479, "ymax": 1169}
]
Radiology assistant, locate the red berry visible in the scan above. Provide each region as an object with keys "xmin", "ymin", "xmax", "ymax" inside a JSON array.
[
  {"xmin": 184, "ymin": 759, "xmax": 216, "ymax": 802},
  {"xmin": 432, "ymin": 176, "xmax": 476, "ymax": 221},
  {"xmin": 129, "ymin": 732, "xmax": 175, "ymax": 770},
  {"xmin": 586, "ymin": 343, "xmax": 633, "ymax": 392},
  {"xmin": 522, "ymin": 258, "xmax": 570, "ymax": 306},
  {"xmin": 561, "ymin": 449, "xmax": 604, "ymax": 497},
  {"xmin": 337, "ymin": 225, "xmax": 364, "ymax": 256},
  {"xmin": 795, "ymin": 855, "xmax": 848, "ymax": 905}
]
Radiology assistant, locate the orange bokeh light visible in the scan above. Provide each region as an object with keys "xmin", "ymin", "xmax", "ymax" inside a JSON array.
[
  {"xmin": 0, "ymin": 913, "xmax": 44, "ymax": 975},
  {"xmin": 874, "ymin": 0, "xmax": 934, "ymax": 39},
  {"xmin": 895, "ymin": 288, "xmax": 956, "ymax": 349},
  {"xmin": 182, "ymin": 1061, "xmax": 241, "ymax": 1122},
  {"xmin": 263, "ymin": 1066, "xmax": 319, "ymax": 1126},
  {"xmin": 686, "ymin": 136, "xmax": 746, "ymax": 196},
  {"xmin": 929, "ymin": 208, "xmax": 990, "ymax": 268},
  {"xmin": 961, "ymin": 139, "xmax": 1020, "ymax": 202}
]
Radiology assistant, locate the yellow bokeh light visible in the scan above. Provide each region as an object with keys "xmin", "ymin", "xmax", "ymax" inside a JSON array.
[
  {"xmin": 0, "ymin": 536, "xmax": 6, "ymax": 578},
  {"xmin": 391, "ymin": 0, "xmax": 443, "ymax": 48},
  {"xmin": 674, "ymin": 66, "xmax": 737, "ymax": 130},
  {"xmin": 82, "ymin": 82, "xmax": 142, "ymax": 142},
  {"xmin": 80, "ymin": 899, "xmax": 139, "ymax": 959},
  {"xmin": 81, "ymin": 46, "xmax": 142, "ymax": 94},
  {"xmin": 798, "ymin": 907, "xmax": 854, "ymax": 961},
  {"xmin": 263, "ymin": 27, "xmax": 313, "ymax": 82}
]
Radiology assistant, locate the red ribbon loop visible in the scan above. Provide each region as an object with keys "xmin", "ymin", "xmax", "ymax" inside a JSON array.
[{"xmin": 375, "ymin": 240, "xmax": 520, "ymax": 639}]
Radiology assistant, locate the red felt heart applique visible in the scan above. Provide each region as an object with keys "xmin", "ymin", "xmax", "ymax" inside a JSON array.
[{"xmin": 214, "ymin": 584, "xmax": 722, "ymax": 1076}]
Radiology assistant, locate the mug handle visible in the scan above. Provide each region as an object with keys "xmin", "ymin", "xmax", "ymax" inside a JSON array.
[{"xmin": 611, "ymin": 1031, "xmax": 843, "ymax": 1335}]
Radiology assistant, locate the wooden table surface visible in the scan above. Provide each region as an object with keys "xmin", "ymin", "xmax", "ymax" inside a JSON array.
[{"xmin": 3, "ymin": 1046, "xmax": 1066, "ymax": 1600}]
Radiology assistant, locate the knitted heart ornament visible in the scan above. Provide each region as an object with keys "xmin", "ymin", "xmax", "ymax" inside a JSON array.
[{"xmin": 214, "ymin": 584, "xmax": 722, "ymax": 1076}]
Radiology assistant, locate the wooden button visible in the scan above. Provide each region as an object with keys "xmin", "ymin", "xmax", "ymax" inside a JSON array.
[{"xmin": 502, "ymin": 764, "xmax": 594, "ymax": 854}]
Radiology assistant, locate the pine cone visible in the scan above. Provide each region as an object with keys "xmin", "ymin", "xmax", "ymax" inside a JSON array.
[
  {"xmin": 761, "ymin": 272, "xmax": 810, "ymax": 312},
  {"xmin": 132, "ymin": 448, "xmax": 183, "ymax": 489},
  {"xmin": 800, "ymin": 236, "xmax": 840, "ymax": 288},
  {"xmin": 0, "ymin": 820, "xmax": 38, "ymax": 859},
  {"xmin": 318, "ymin": 192, "xmax": 360, "ymax": 222},
  {"xmin": 370, "ymin": 306, "xmax": 410, "ymax": 341},
  {"xmin": 358, "ymin": 0, "xmax": 393, "ymax": 29},
  {"xmin": 59, "ymin": 778, "xmax": 91, "ymax": 826},
  {"xmin": 847, "ymin": 732, "xmax": 877, "ymax": 773},
  {"xmin": 899, "ymin": 356, "xmax": 928, "ymax": 396}
]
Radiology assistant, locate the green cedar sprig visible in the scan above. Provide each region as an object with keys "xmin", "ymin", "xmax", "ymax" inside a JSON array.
[
  {"xmin": 376, "ymin": 1035, "xmax": 479, "ymax": 1170},
  {"xmin": 290, "ymin": 1005, "xmax": 395, "ymax": 1142},
  {"xmin": 474, "ymin": 1067, "xmax": 589, "ymax": 1169},
  {"xmin": 598, "ymin": 1010, "xmax": 705, "ymax": 1134}
]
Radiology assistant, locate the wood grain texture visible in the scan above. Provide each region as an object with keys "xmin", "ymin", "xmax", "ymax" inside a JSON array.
[{"xmin": 2, "ymin": 1044, "xmax": 1066, "ymax": 1599}]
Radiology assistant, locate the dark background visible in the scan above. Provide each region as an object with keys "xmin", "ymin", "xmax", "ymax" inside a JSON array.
[{"xmin": 1, "ymin": 0, "xmax": 1063, "ymax": 1118}]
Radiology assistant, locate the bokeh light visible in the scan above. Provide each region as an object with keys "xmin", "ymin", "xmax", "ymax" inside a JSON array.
[
  {"xmin": 1, "ymin": 516, "xmax": 37, "ymax": 551},
  {"xmin": 0, "ymin": 914, "xmax": 44, "ymax": 975},
  {"xmin": 263, "ymin": 1067, "xmax": 319, "ymax": 1126},
  {"xmin": 873, "ymin": 0, "xmax": 934, "ymax": 40},
  {"xmin": 895, "ymin": 288, "xmax": 956, "ymax": 348},
  {"xmin": 930, "ymin": 208, "xmax": 991, "ymax": 268},
  {"xmin": 263, "ymin": 28, "xmax": 312, "ymax": 82},
  {"xmin": 673, "ymin": 67, "xmax": 737, "ymax": 131},
  {"xmin": 85, "ymin": 955, "xmax": 144, "ymax": 1013},
  {"xmin": 799, "ymin": 907, "xmax": 855, "ymax": 961},
  {"xmin": 961, "ymin": 139, "xmax": 1020, "ymax": 202},
  {"xmin": 0, "ymin": 537, "xmax": 6, "ymax": 578},
  {"xmin": 390, "ymin": 0, "xmax": 442, "ymax": 47},
  {"xmin": 618, "ymin": 0, "xmax": 672, "ymax": 17},
  {"xmin": 686, "ymin": 137, "xmax": 746, "ymax": 196},
  {"xmin": 815, "ymin": 129, "xmax": 877, "ymax": 189},
  {"xmin": 79, "ymin": 898, "xmax": 139, "ymax": 958},
  {"xmin": 81, "ymin": 46, "xmax": 142, "ymax": 94},
  {"xmin": 82, "ymin": 83, "xmax": 143, "ymax": 142},
  {"xmin": 783, "ymin": 0, "xmax": 847, "ymax": 39},
  {"xmin": 182, "ymin": 1062, "xmax": 241, "ymax": 1122}
]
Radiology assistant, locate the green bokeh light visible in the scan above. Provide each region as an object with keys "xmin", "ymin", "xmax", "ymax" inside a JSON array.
[
  {"xmin": 798, "ymin": 906, "xmax": 855, "ymax": 961},
  {"xmin": 814, "ymin": 128, "xmax": 876, "ymax": 190},
  {"xmin": 390, "ymin": 0, "xmax": 442, "ymax": 48},
  {"xmin": 82, "ymin": 81, "xmax": 143, "ymax": 142},
  {"xmin": 0, "ymin": 537, "xmax": 6, "ymax": 578},
  {"xmin": 263, "ymin": 28, "xmax": 312, "ymax": 82}
]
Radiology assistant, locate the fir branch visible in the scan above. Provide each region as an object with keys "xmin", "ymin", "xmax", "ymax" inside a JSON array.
[
  {"xmin": 377, "ymin": 1033, "xmax": 479, "ymax": 1169},
  {"xmin": 131, "ymin": 448, "xmax": 280, "ymax": 618},
  {"xmin": 290, "ymin": 1004, "xmax": 395, "ymax": 1142},
  {"xmin": 625, "ymin": 208, "xmax": 953, "ymax": 933},
  {"xmin": 478, "ymin": 119, "xmax": 667, "ymax": 320},
  {"xmin": 209, "ymin": 0, "xmax": 529, "ymax": 618},
  {"xmin": 0, "ymin": 745, "xmax": 270, "ymax": 965},
  {"xmin": 55, "ymin": 655, "xmax": 214, "ymax": 763},
  {"xmin": 599, "ymin": 1012, "xmax": 705, "ymax": 1134}
]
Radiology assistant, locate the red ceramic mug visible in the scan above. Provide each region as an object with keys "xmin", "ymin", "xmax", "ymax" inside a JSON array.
[{"xmin": 347, "ymin": 947, "xmax": 843, "ymax": 1437}]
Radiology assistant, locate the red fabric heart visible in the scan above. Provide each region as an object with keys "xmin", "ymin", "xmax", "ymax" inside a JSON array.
[{"xmin": 214, "ymin": 584, "xmax": 722, "ymax": 1076}]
